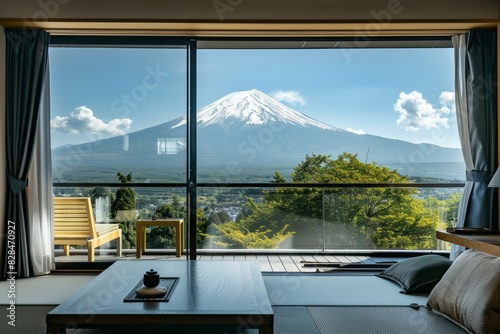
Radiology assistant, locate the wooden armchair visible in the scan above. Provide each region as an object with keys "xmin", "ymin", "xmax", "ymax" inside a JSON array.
[{"xmin": 53, "ymin": 197, "xmax": 122, "ymax": 262}]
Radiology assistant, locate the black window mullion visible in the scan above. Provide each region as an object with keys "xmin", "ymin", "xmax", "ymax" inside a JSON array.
[{"xmin": 187, "ymin": 39, "xmax": 198, "ymax": 260}]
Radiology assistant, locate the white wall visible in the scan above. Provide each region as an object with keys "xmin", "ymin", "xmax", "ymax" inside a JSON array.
[{"xmin": 0, "ymin": 25, "xmax": 6, "ymax": 262}]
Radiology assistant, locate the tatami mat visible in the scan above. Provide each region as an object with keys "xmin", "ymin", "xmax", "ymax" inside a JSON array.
[
  {"xmin": 0, "ymin": 305, "xmax": 469, "ymax": 334},
  {"xmin": 0, "ymin": 306, "xmax": 260, "ymax": 334},
  {"xmin": 308, "ymin": 306, "xmax": 468, "ymax": 334},
  {"xmin": 274, "ymin": 306, "xmax": 321, "ymax": 334},
  {"xmin": 0, "ymin": 273, "xmax": 466, "ymax": 334},
  {"xmin": 1, "ymin": 272, "xmax": 430, "ymax": 307},
  {"xmin": 0, "ymin": 274, "xmax": 96, "ymax": 305},
  {"xmin": 263, "ymin": 273, "xmax": 429, "ymax": 306}
]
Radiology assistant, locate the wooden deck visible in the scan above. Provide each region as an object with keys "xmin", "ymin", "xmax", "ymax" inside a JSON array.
[{"xmin": 54, "ymin": 250, "xmax": 406, "ymax": 273}]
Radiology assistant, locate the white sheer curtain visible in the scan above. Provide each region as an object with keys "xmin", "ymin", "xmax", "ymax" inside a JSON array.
[
  {"xmin": 451, "ymin": 34, "xmax": 469, "ymax": 260},
  {"xmin": 28, "ymin": 62, "xmax": 54, "ymax": 275}
]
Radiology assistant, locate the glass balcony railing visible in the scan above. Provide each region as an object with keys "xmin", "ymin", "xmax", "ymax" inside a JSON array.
[{"xmin": 53, "ymin": 182, "xmax": 463, "ymax": 254}]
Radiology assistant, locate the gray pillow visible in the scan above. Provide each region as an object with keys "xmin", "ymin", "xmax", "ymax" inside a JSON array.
[
  {"xmin": 427, "ymin": 249, "xmax": 500, "ymax": 334},
  {"xmin": 376, "ymin": 254, "xmax": 452, "ymax": 294}
]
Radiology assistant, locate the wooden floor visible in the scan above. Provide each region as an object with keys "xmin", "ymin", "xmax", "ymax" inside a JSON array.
[{"xmin": 54, "ymin": 251, "xmax": 405, "ymax": 273}]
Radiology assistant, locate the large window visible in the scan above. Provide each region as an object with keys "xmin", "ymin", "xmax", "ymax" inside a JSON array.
[
  {"xmin": 195, "ymin": 40, "xmax": 463, "ymax": 251},
  {"xmin": 196, "ymin": 43, "xmax": 462, "ymax": 183},
  {"xmin": 50, "ymin": 44, "xmax": 188, "ymax": 183},
  {"xmin": 50, "ymin": 37, "xmax": 464, "ymax": 256}
]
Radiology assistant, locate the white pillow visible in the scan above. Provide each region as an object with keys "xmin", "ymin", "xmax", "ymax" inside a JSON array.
[{"xmin": 427, "ymin": 249, "xmax": 500, "ymax": 334}]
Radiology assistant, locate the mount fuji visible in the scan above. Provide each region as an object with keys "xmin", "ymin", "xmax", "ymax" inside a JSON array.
[
  {"xmin": 173, "ymin": 89, "xmax": 340, "ymax": 131},
  {"xmin": 52, "ymin": 89, "xmax": 463, "ymax": 181}
]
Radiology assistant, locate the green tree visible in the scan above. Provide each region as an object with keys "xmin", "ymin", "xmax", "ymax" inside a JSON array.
[
  {"xmin": 254, "ymin": 153, "xmax": 439, "ymax": 249},
  {"xmin": 196, "ymin": 208, "xmax": 209, "ymax": 248},
  {"xmin": 207, "ymin": 209, "xmax": 231, "ymax": 226},
  {"xmin": 213, "ymin": 221, "xmax": 294, "ymax": 249},
  {"xmin": 90, "ymin": 187, "xmax": 115, "ymax": 204},
  {"xmin": 204, "ymin": 152, "xmax": 451, "ymax": 250},
  {"xmin": 211, "ymin": 198, "xmax": 295, "ymax": 249},
  {"xmin": 148, "ymin": 201, "xmax": 208, "ymax": 250},
  {"xmin": 156, "ymin": 203, "xmax": 181, "ymax": 219},
  {"xmin": 216, "ymin": 210, "xmax": 232, "ymax": 223},
  {"xmin": 371, "ymin": 196, "xmax": 438, "ymax": 249},
  {"xmin": 171, "ymin": 195, "xmax": 182, "ymax": 212},
  {"xmin": 112, "ymin": 172, "xmax": 136, "ymax": 249},
  {"xmin": 208, "ymin": 213, "xmax": 222, "ymax": 226},
  {"xmin": 148, "ymin": 203, "xmax": 184, "ymax": 249},
  {"xmin": 444, "ymin": 192, "xmax": 462, "ymax": 224}
]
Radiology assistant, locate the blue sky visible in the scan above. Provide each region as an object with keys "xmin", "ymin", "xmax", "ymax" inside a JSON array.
[{"xmin": 49, "ymin": 46, "xmax": 459, "ymax": 149}]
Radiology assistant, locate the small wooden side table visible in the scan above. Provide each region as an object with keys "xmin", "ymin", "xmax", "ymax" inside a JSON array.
[{"xmin": 136, "ymin": 219, "xmax": 184, "ymax": 258}]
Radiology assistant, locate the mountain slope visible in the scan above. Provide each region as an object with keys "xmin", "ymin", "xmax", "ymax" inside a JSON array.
[
  {"xmin": 173, "ymin": 89, "xmax": 342, "ymax": 131},
  {"xmin": 52, "ymin": 89, "xmax": 463, "ymax": 181}
]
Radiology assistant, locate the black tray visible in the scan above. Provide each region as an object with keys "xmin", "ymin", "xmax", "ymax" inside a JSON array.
[
  {"xmin": 124, "ymin": 277, "xmax": 179, "ymax": 302},
  {"xmin": 446, "ymin": 227, "xmax": 500, "ymax": 235}
]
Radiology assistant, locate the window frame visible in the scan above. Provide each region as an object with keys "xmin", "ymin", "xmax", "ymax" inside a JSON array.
[{"xmin": 50, "ymin": 35, "xmax": 463, "ymax": 262}]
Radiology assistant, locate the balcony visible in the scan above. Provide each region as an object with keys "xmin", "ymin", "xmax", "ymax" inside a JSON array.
[{"xmin": 53, "ymin": 182, "xmax": 463, "ymax": 271}]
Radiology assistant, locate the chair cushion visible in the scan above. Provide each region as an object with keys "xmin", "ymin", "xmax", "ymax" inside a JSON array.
[
  {"xmin": 427, "ymin": 249, "xmax": 500, "ymax": 334},
  {"xmin": 376, "ymin": 254, "xmax": 452, "ymax": 294}
]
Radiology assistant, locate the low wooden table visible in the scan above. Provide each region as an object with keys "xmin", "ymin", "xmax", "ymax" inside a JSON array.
[
  {"xmin": 46, "ymin": 260, "xmax": 274, "ymax": 333},
  {"xmin": 436, "ymin": 230, "xmax": 500, "ymax": 256},
  {"xmin": 136, "ymin": 219, "xmax": 184, "ymax": 258}
]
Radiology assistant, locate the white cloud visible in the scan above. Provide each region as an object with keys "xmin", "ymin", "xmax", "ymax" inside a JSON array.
[
  {"xmin": 438, "ymin": 91, "xmax": 456, "ymax": 115},
  {"xmin": 270, "ymin": 90, "xmax": 307, "ymax": 106},
  {"xmin": 394, "ymin": 91, "xmax": 454, "ymax": 131},
  {"xmin": 346, "ymin": 128, "xmax": 365, "ymax": 135},
  {"xmin": 51, "ymin": 106, "xmax": 132, "ymax": 135}
]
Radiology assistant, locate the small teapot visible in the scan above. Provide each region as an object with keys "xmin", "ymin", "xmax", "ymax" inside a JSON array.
[{"xmin": 143, "ymin": 269, "xmax": 160, "ymax": 288}]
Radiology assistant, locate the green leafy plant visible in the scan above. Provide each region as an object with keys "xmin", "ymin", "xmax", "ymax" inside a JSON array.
[{"xmin": 112, "ymin": 171, "xmax": 136, "ymax": 249}]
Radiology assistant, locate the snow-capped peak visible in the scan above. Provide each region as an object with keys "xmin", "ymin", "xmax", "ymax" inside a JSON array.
[{"xmin": 173, "ymin": 89, "xmax": 341, "ymax": 131}]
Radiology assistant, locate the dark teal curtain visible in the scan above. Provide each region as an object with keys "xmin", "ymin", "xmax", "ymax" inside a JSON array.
[
  {"xmin": 2, "ymin": 29, "xmax": 49, "ymax": 279},
  {"xmin": 455, "ymin": 30, "xmax": 498, "ymax": 232}
]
